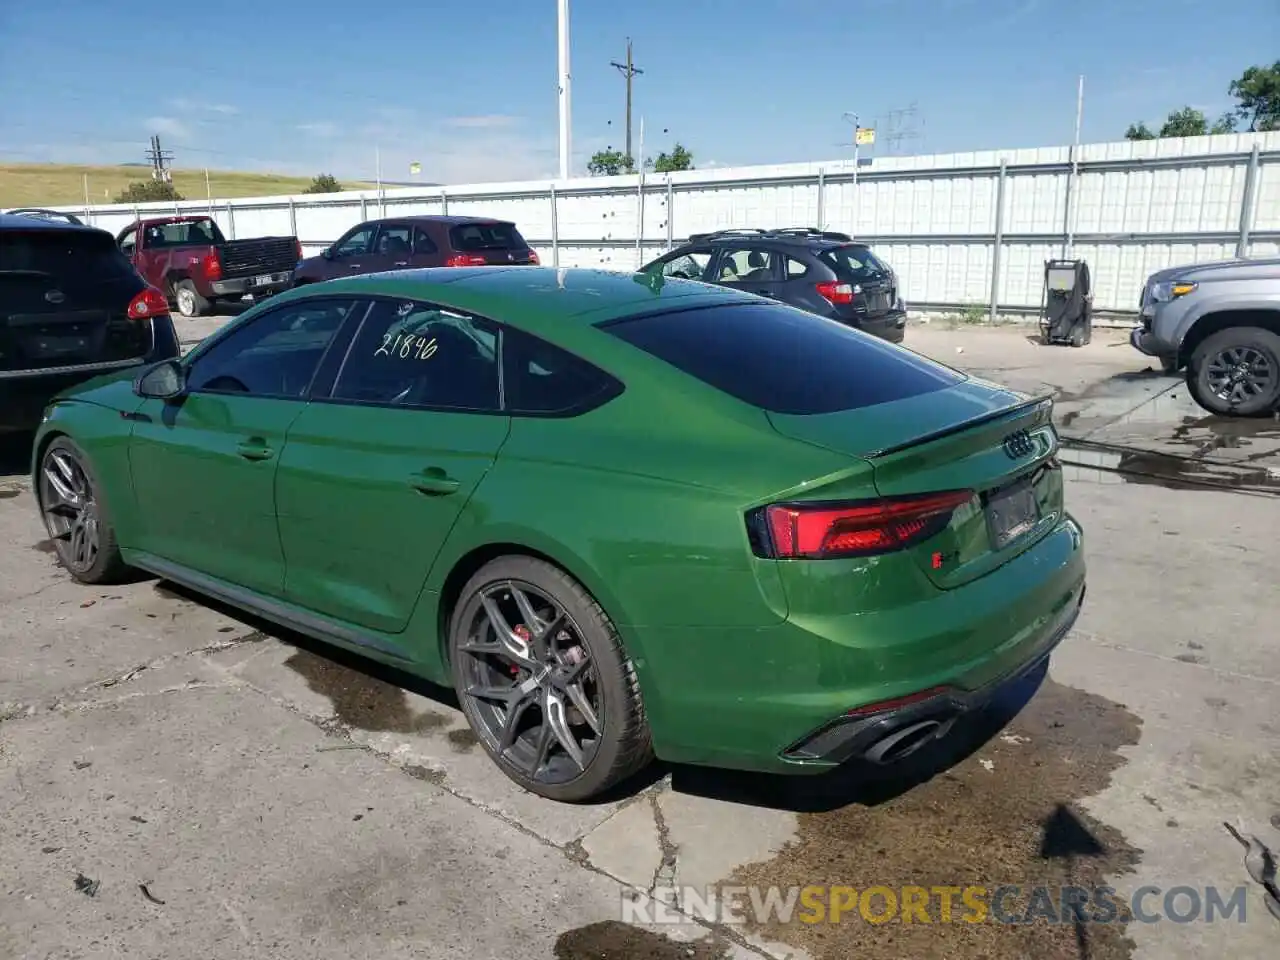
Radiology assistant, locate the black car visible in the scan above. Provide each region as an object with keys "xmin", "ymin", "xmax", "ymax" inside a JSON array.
[
  {"xmin": 1, "ymin": 214, "xmax": 180, "ymax": 434},
  {"xmin": 640, "ymin": 227, "xmax": 907, "ymax": 342},
  {"xmin": 5, "ymin": 208, "xmax": 85, "ymax": 226}
]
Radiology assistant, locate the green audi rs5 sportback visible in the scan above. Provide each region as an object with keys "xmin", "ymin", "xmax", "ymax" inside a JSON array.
[{"xmin": 32, "ymin": 267, "xmax": 1085, "ymax": 801}]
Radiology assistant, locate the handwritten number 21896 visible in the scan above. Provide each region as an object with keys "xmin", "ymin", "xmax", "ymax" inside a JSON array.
[{"xmin": 375, "ymin": 333, "xmax": 438, "ymax": 360}]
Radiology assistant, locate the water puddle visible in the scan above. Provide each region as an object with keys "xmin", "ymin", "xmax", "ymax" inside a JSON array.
[
  {"xmin": 726, "ymin": 679, "xmax": 1143, "ymax": 960},
  {"xmin": 1059, "ymin": 440, "xmax": 1280, "ymax": 494},
  {"xmin": 446, "ymin": 727, "xmax": 479, "ymax": 753},
  {"xmin": 553, "ymin": 921, "xmax": 730, "ymax": 960},
  {"xmin": 284, "ymin": 649, "xmax": 449, "ymax": 735}
]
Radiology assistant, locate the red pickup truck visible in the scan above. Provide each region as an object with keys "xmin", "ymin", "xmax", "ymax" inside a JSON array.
[{"xmin": 116, "ymin": 216, "xmax": 300, "ymax": 318}]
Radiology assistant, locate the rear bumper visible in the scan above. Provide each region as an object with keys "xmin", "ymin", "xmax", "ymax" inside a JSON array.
[
  {"xmin": 0, "ymin": 316, "xmax": 179, "ymax": 434},
  {"xmin": 632, "ymin": 514, "xmax": 1086, "ymax": 774},
  {"xmin": 209, "ymin": 272, "xmax": 292, "ymax": 299},
  {"xmin": 850, "ymin": 310, "xmax": 907, "ymax": 343}
]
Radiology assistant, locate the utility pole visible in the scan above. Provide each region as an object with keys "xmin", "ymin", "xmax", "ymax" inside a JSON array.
[
  {"xmin": 557, "ymin": 0, "xmax": 572, "ymax": 180},
  {"xmin": 610, "ymin": 38, "xmax": 643, "ymax": 164}
]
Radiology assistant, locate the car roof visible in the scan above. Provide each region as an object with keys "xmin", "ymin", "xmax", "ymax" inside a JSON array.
[
  {"xmin": 276, "ymin": 266, "xmax": 752, "ymax": 341},
  {"xmin": 683, "ymin": 228, "xmax": 867, "ymax": 251},
  {"xmin": 0, "ymin": 213, "xmax": 103, "ymax": 234},
  {"xmin": 376, "ymin": 215, "xmax": 514, "ymax": 227}
]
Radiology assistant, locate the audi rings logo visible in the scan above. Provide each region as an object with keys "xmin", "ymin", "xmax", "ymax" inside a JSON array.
[{"xmin": 1002, "ymin": 429, "xmax": 1035, "ymax": 459}]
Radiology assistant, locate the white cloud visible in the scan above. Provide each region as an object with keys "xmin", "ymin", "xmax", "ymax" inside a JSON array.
[
  {"xmin": 444, "ymin": 115, "xmax": 521, "ymax": 129},
  {"xmin": 144, "ymin": 116, "xmax": 190, "ymax": 139},
  {"xmin": 166, "ymin": 98, "xmax": 239, "ymax": 116},
  {"xmin": 296, "ymin": 122, "xmax": 339, "ymax": 138}
]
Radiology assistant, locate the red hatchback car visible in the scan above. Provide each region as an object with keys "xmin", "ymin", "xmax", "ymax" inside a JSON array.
[{"xmin": 292, "ymin": 216, "xmax": 539, "ymax": 285}]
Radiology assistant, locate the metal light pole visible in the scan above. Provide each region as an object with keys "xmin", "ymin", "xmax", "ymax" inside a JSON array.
[
  {"xmin": 1064, "ymin": 74, "xmax": 1085, "ymax": 257},
  {"xmin": 557, "ymin": 0, "xmax": 572, "ymax": 180}
]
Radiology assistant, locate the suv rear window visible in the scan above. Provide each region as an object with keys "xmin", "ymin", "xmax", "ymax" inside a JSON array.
[
  {"xmin": 449, "ymin": 222, "xmax": 527, "ymax": 252},
  {"xmin": 603, "ymin": 302, "xmax": 963, "ymax": 415},
  {"xmin": 0, "ymin": 229, "xmax": 138, "ymax": 287},
  {"xmin": 818, "ymin": 245, "xmax": 892, "ymax": 284}
]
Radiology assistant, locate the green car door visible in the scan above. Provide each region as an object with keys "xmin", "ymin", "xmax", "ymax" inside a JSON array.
[
  {"xmin": 127, "ymin": 297, "xmax": 360, "ymax": 597},
  {"xmin": 275, "ymin": 298, "xmax": 510, "ymax": 635}
]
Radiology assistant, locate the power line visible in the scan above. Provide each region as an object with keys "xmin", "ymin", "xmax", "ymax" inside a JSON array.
[
  {"xmin": 145, "ymin": 134, "xmax": 175, "ymax": 181},
  {"xmin": 609, "ymin": 38, "xmax": 643, "ymax": 161}
]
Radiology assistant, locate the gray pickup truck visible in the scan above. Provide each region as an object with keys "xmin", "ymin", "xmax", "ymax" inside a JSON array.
[{"xmin": 1130, "ymin": 256, "xmax": 1280, "ymax": 417}]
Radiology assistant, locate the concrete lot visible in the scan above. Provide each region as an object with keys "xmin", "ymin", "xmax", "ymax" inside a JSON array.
[{"xmin": 1, "ymin": 316, "xmax": 1277, "ymax": 960}]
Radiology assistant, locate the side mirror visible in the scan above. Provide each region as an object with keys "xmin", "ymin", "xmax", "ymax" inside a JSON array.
[
  {"xmin": 321, "ymin": 247, "xmax": 334, "ymax": 260},
  {"xmin": 134, "ymin": 359, "xmax": 186, "ymax": 400}
]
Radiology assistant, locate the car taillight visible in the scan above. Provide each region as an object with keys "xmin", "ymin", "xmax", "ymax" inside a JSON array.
[
  {"xmin": 295, "ymin": 239, "xmax": 303, "ymax": 260},
  {"xmin": 816, "ymin": 281, "xmax": 855, "ymax": 305},
  {"xmin": 201, "ymin": 246, "xmax": 222, "ymax": 281},
  {"xmin": 127, "ymin": 287, "xmax": 169, "ymax": 321},
  {"xmin": 445, "ymin": 254, "xmax": 487, "ymax": 267},
  {"xmin": 753, "ymin": 490, "xmax": 974, "ymax": 559},
  {"xmin": 844, "ymin": 686, "xmax": 957, "ymax": 717},
  {"xmin": 528, "ymin": 250, "xmax": 540, "ymax": 265}
]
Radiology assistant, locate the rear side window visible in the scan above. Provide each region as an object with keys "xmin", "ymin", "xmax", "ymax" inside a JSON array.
[
  {"xmin": 449, "ymin": 222, "xmax": 527, "ymax": 252},
  {"xmin": 502, "ymin": 326, "xmax": 622, "ymax": 416},
  {"xmin": 603, "ymin": 302, "xmax": 963, "ymax": 415},
  {"xmin": 0, "ymin": 229, "xmax": 139, "ymax": 287},
  {"xmin": 818, "ymin": 245, "xmax": 892, "ymax": 284}
]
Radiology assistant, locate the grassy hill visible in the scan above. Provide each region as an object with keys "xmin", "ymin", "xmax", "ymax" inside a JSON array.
[{"xmin": 0, "ymin": 163, "xmax": 379, "ymax": 208}]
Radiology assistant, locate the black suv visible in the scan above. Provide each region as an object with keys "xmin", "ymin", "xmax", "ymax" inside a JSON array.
[
  {"xmin": 1, "ymin": 214, "xmax": 181, "ymax": 434},
  {"xmin": 640, "ymin": 227, "xmax": 907, "ymax": 342}
]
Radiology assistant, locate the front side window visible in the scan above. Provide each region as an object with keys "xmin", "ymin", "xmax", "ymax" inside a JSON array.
[
  {"xmin": 714, "ymin": 245, "xmax": 778, "ymax": 283},
  {"xmin": 185, "ymin": 298, "xmax": 357, "ymax": 398},
  {"xmin": 656, "ymin": 249, "xmax": 712, "ymax": 281},
  {"xmin": 329, "ymin": 299, "xmax": 500, "ymax": 412},
  {"xmin": 332, "ymin": 226, "xmax": 375, "ymax": 258}
]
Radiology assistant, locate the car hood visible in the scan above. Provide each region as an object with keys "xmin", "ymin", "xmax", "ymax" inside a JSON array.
[
  {"xmin": 51, "ymin": 366, "xmax": 143, "ymax": 411},
  {"xmin": 1150, "ymin": 257, "xmax": 1280, "ymax": 284}
]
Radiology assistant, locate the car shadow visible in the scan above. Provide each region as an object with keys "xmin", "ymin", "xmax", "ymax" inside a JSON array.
[
  {"xmin": 155, "ymin": 577, "xmax": 1042, "ymax": 809},
  {"xmin": 0, "ymin": 431, "xmax": 32, "ymax": 481}
]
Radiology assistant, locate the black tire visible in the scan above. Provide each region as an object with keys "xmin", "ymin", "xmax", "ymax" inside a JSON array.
[
  {"xmin": 448, "ymin": 556, "xmax": 652, "ymax": 802},
  {"xmin": 1186, "ymin": 326, "xmax": 1280, "ymax": 418},
  {"xmin": 36, "ymin": 437, "xmax": 131, "ymax": 584},
  {"xmin": 173, "ymin": 280, "xmax": 209, "ymax": 318}
]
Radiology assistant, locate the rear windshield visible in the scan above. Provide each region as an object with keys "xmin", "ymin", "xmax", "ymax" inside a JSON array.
[
  {"xmin": 603, "ymin": 302, "xmax": 964, "ymax": 415},
  {"xmin": 449, "ymin": 222, "xmax": 527, "ymax": 252},
  {"xmin": 0, "ymin": 229, "xmax": 139, "ymax": 287},
  {"xmin": 142, "ymin": 218, "xmax": 227, "ymax": 247},
  {"xmin": 818, "ymin": 245, "xmax": 892, "ymax": 284}
]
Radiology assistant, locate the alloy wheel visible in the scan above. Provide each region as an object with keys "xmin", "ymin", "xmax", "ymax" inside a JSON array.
[
  {"xmin": 176, "ymin": 287, "xmax": 196, "ymax": 317},
  {"xmin": 1205, "ymin": 345, "xmax": 1276, "ymax": 405},
  {"xmin": 39, "ymin": 447, "xmax": 100, "ymax": 574},
  {"xmin": 457, "ymin": 580, "xmax": 603, "ymax": 785}
]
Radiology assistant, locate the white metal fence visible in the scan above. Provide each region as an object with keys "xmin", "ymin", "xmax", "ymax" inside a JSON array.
[{"xmin": 46, "ymin": 131, "xmax": 1280, "ymax": 314}]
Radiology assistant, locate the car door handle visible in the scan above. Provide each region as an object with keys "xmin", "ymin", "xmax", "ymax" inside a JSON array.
[
  {"xmin": 408, "ymin": 469, "xmax": 460, "ymax": 495},
  {"xmin": 236, "ymin": 440, "xmax": 274, "ymax": 461},
  {"xmin": 393, "ymin": 261, "xmax": 408, "ymax": 267}
]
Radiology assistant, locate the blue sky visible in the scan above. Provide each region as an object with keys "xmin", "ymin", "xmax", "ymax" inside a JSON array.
[{"xmin": 1, "ymin": 0, "xmax": 1275, "ymax": 184}]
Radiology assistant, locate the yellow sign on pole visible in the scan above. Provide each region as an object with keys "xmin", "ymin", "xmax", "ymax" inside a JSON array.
[
  {"xmin": 409, "ymin": 161, "xmax": 422, "ymax": 175},
  {"xmin": 855, "ymin": 127, "xmax": 876, "ymax": 146}
]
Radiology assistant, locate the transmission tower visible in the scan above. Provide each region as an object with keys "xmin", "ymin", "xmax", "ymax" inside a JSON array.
[
  {"xmin": 875, "ymin": 103, "xmax": 924, "ymax": 156},
  {"xmin": 145, "ymin": 135, "xmax": 175, "ymax": 182}
]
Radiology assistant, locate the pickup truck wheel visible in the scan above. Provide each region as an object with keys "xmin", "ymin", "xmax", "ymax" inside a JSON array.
[
  {"xmin": 1186, "ymin": 327, "xmax": 1280, "ymax": 418},
  {"xmin": 173, "ymin": 280, "xmax": 209, "ymax": 318}
]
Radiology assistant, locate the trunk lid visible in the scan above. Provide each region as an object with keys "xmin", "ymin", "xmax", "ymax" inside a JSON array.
[
  {"xmin": 818, "ymin": 243, "xmax": 898, "ymax": 322},
  {"xmin": 0, "ymin": 230, "xmax": 151, "ymax": 375},
  {"xmin": 447, "ymin": 221, "xmax": 537, "ymax": 265},
  {"xmin": 767, "ymin": 378, "xmax": 1062, "ymax": 589},
  {"xmin": 217, "ymin": 237, "xmax": 300, "ymax": 278}
]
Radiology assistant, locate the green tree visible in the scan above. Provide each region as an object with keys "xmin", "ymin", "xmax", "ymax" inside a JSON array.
[
  {"xmin": 1125, "ymin": 121, "xmax": 1156, "ymax": 141},
  {"xmin": 648, "ymin": 143, "xmax": 694, "ymax": 173},
  {"xmin": 114, "ymin": 179, "xmax": 184, "ymax": 203},
  {"xmin": 1229, "ymin": 61, "xmax": 1280, "ymax": 131},
  {"xmin": 303, "ymin": 173, "xmax": 343, "ymax": 194},
  {"xmin": 587, "ymin": 149, "xmax": 635, "ymax": 176}
]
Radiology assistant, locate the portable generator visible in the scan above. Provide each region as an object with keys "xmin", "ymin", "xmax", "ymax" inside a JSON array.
[{"xmin": 1038, "ymin": 259, "xmax": 1093, "ymax": 347}]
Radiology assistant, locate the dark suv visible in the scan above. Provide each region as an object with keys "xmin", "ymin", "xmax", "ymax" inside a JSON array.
[
  {"xmin": 292, "ymin": 215, "xmax": 539, "ymax": 285},
  {"xmin": 1, "ymin": 214, "xmax": 180, "ymax": 434},
  {"xmin": 640, "ymin": 228, "xmax": 907, "ymax": 342}
]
